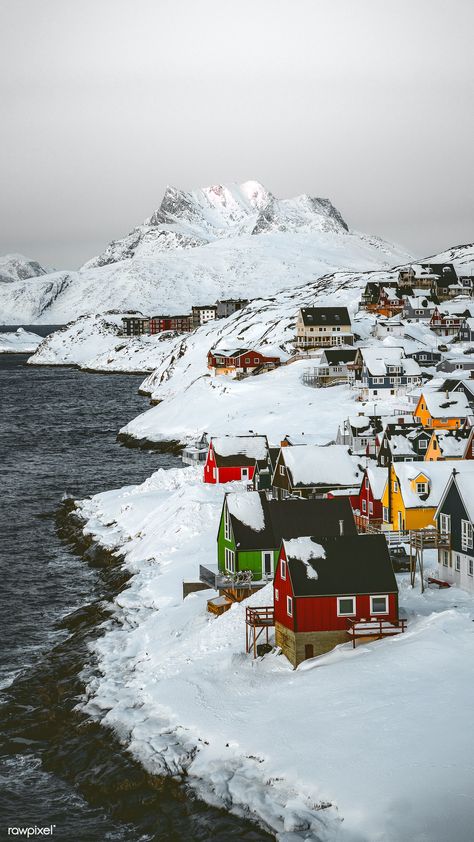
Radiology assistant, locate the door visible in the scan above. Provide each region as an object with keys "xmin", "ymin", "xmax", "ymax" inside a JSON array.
[
  {"xmin": 304, "ymin": 644, "xmax": 314, "ymax": 660},
  {"xmin": 241, "ymin": 468, "xmax": 249, "ymax": 480},
  {"xmin": 262, "ymin": 551, "xmax": 273, "ymax": 578}
]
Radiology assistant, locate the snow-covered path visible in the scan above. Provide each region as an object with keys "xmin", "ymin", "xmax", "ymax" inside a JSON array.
[{"xmin": 77, "ymin": 467, "xmax": 474, "ymax": 842}]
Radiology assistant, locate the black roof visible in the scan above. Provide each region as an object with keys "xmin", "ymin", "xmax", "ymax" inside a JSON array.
[
  {"xmin": 212, "ymin": 436, "xmax": 269, "ymax": 468},
  {"xmin": 300, "ymin": 307, "xmax": 351, "ymax": 327},
  {"xmin": 226, "ymin": 493, "xmax": 357, "ymax": 551},
  {"xmin": 418, "ymin": 263, "xmax": 458, "ymax": 281},
  {"xmin": 285, "ymin": 534, "xmax": 397, "ymax": 597},
  {"xmin": 323, "ymin": 349, "xmax": 358, "ymax": 365}
]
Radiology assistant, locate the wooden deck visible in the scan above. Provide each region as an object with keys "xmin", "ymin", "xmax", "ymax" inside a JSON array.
[
  {"xmin": 245, "ymin": 606, "xmax": 275, "ymax": 658},
  {"xmin": 346, "ymin": 617, "xmax": 407, "ymax": 648}
]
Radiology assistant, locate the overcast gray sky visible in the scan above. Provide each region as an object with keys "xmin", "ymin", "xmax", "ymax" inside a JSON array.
[{"xmin": 1, "ymin": 0, "xmax": 473, "ymax": 269}]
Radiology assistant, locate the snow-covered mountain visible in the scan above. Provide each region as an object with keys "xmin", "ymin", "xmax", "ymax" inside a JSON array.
[
  {"xmin": 0, "ymin": 181, "xmax": 413, "ymax": 324},
  {"xmin": 0, "ymin": 253, "xmax": 49, "ymax": 284}
]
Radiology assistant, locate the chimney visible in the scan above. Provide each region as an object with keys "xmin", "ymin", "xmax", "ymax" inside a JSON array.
[{"xmin": 339, "ymin": 519, "xmax": 344, "ymax": 536}]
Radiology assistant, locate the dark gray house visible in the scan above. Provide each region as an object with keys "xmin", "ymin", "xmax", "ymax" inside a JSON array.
[
  {"xmin": 435, "ymin": 471, "xmax": 474, "ymax": 592},
  {"xmin": 216, "ymin": 299, "xmax": 249, "ymax": 318}
]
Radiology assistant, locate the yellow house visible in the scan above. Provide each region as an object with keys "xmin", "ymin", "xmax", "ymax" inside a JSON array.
[
  {"xmin": 413, "ymin": 391, "xmax": 470, "ymax": 430},
  {"xmin": 381, "ymin": 462, "xmax": 466, "ymax": 531},
  {"xmin": 424, "ymin": 429, "xmax": 470, "ymax": 462}
]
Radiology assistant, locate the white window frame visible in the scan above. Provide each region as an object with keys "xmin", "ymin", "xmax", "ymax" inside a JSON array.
[
  {"xmin": 287, "ymin": 595, "xmax": 293, "ymax": 616},
  {"xmin": 262, "ymin": 550, "xmax": 273, "ymax": 578},
  {"xmin": 370, "ymin": 595, "xmax": 389, "ymax": 615},
  {"xmin": 225, "ymin": 547, "xmax": 235, "ymax": 573},
  {"xmin": 281, "ymin": 558, "xmax": 287, "ymax": 580},
  {"xmin": 383, "ymin": 506, "xmax": 389, "ymax": 522},
  {"xmin": 279, "ymin": 465, "xmax": 285, "ymax": 476},
  {"xmin": 455, "ymin": 554, "xmax": 461, "ymax": 572},
  {"xmin": 439, "ymin": 513, "xmax": 451, "ymax": 535},
  {"xmin": 224, "ymin": 506, "xmax": 231, "ymax": 541},
  {"xmin": 469, "ymin": 558, "xmax": 474, "ymax": 577},
  {"xmin": 442, "ymin": 550, "xmax": 449, "ymax": 567},
  {"xmin": 337, "ymin": 596, "xmax": 356, "ymax": 617},
  {"xmin": 362, "ymin": 499, "xmax": 367, "ymax": 513},
  {"xmin": 462, "ymin": 520, "xmax": 473, "ymax": 551},
  {"xmin": 416, "ymin": 482, "xmax": 427, "ymax": 495},
  {"xmin": 393, "ymin": 480, "xmax": 399, "ymax": 493}
]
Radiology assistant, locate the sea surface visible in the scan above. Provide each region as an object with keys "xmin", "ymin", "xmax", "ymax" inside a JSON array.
[{"xmin": 0, "ymin": 353, "xmax": 271, "ymax": 841}]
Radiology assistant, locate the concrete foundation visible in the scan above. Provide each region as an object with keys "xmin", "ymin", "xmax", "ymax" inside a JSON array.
[{"xmin": 275, "ymin": 622, "xmax": 348, "ymax": 667}]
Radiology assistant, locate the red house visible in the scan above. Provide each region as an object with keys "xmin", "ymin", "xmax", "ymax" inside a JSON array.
[
  {"xmin": 349, "ymin": 466, "xmax": 387, "ymax": 531},
  {"xmin": 207, "ymin": 348, "xmax": 281, "ymax": 376},
  {"xmin": 203, "ymin": 435, "xmax": 269, "ymax": 484},
  {"xmin": 274, "ymin": 534, "xmax": 400, "ymax": 666}
]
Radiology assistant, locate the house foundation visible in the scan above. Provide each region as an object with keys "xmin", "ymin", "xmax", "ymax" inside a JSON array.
[{"xmin": 275, "ymin": 622, "xmax": 348, "ymax": 667}]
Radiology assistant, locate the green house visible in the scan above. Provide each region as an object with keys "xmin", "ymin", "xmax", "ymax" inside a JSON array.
[{"xmin": 216, "ymin": 491, "xmax": 357, "ymax": 580}]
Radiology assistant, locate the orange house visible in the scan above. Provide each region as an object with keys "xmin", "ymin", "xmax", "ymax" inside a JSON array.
[{"xmin": 413, "ymin": 391, "xmax": 471, "ymax": 430}]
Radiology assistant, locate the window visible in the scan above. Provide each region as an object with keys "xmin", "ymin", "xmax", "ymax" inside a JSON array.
[
  {"xmin": 337, "ymin": 596, "xmax": 356, "ymax": 616},
  {"xmin": 418, "ymin": 440, "xmax": 427, "ymax": 450},
  {"xmin": 369, "ymin": 502, "xmax": 373, "ymax": 514},
  {"xmin": 462, "ymin": 520, "xmax": 473, "ymax": 551},
  {"xmin": 362, "ymin": 499, "xmax": 367, "ymax": 513},
  {"xmin": 393, "ymin": 481, "xmax": 399, "ymax": 492},
  {"xmin": 224, "ymin": 506, "xmax": 231, "ymax": 541},
  {"xmin": 442, "ymin": 550, "xmax": 449, "ymax": 567},
  {"xmin": 370, "ymin": 595, "xmax": 388, "ymax": 615},
  {"xmin": 287, "ymin": 596, "xmax": 293, "ymax": 616},
  {"xmin": 225, "ymin": 547, "xmax": 235, "ymax": 573},
  {"xmin": 275, "ymin": 588, "xmax": 279, "ymax": 601},
  {"xmin": 439, "ymin": 513, "xmax": 451, "ymax": 534},
  {"xmin": 253, "ymin": 358, "xmax": 259, "ymax": 363},
  {"xmin": 455, "ymin": 555, "xmax": 461, "ymax": 572},
  {"xmin": 365, "ymin": 477, "xmax": 369, "ymax": 489},
  {"xmin": 279, "ymin": 465, "xmax": 285, "ymax": 476},
  {"xmin": 245, "ymin": 357, "xmax": 250, "ymax": 364},
  {"xmin": 262, "ymin": 551, "xmax": 273, "ymax": 577},
  {"xmin": 416, "ymin": 482, "xmax": 427, "ymax": 495},
  {"xmin": 469, "ymin": 559, "xmax": 474, "ymax": 577},
  {"xmin": 383, "ymin": 506, "xmax": 389, "ymax": 522},
  {"xmin": 281, "ymin": 558, "xmax": 286, "ymax": 580}
]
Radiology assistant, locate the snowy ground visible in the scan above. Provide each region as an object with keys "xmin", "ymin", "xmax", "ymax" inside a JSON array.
[
  {"xmin": 77, "ymin": 466, "xmax": 474, "ymax": 842},
  {"xmin": 0, "ymin": 327, "xmax": 42, "ymax": 353}
]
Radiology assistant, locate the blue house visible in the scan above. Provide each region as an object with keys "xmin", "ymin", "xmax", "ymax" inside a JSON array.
[{"xmin": 354, "ymin": 347, "xmax": 422, "ymax": 399}]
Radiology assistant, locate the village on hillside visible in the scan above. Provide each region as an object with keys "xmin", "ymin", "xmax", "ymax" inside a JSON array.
[{"xmin": 117, "ymin": 260, "xmax": 474, "ymax": 669}]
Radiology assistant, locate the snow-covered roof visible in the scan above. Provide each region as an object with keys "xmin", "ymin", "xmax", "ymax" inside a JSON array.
[
  {"xmin": 226, "ymin": 491, "xmax": 265, "ymax": 531},
  {"xmin": 394, "ymin": 461, "xmax": 474, "ymax": 509},
  {"xmin": 282, "ymin": 445, "xmax": 362, "ymax": 488},
  {"xmin": 389, "ymin": 434, "xmax": 416, "ymax": 456},
  {"xmin": 360, "ymin": 347, "xmax": 421, "ymax": 376},
  {"xmin": 211, "ymin": 435, "xmax": 268, "ymax": 461},
  {"xmin": 365, "ymin": 466, "xmax": 388, "ymax": 500},
  {"xmin": 433, "ymin": 431, "xmax": 468, "ymax": 458},
  {"xmin": 420, "ymin": 391, "xmax": 471, "ymax": 419}
]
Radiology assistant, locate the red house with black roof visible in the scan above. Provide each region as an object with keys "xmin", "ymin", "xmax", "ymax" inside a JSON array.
[
  {"xmin": 274, "ymin": 534, "xmax": 400, "ymax": 666},
  {"xmin": 203, "ymin": 435, "xmax": 269, "ymax": 484}
]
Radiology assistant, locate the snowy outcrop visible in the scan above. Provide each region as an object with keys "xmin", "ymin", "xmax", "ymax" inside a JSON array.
[
  {"xmin": 0, "ymin": 180, "xmax": 413, "ymax": 324},
  {"xmin": 77, "ymin": 465, "xmax": 474, "ymax": 842},
  {"xmin": 0, "ymin": 327, "xmax": 42, "ymax": 353}
]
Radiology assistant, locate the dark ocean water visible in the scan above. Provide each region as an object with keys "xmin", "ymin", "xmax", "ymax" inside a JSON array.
[{"xmin": 0, "ymin": 355, "xmax": 272, "ymax": 841}]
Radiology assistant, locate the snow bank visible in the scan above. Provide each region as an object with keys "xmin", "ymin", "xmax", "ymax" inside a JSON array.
[
  {"xmin": 76, "ymin": 467, "xmax": 474, "ymax": 841},
  {"xmin": 0, "ymin": 327, "xmax": 42, "ymax": 353}
]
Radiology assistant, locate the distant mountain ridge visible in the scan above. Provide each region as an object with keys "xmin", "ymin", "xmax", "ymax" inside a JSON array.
[{"xmin": 0, "ymin": 180, "xmax": 414, "ymax": 324}]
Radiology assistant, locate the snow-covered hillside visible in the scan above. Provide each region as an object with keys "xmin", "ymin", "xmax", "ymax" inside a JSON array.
[
  {"xmin": 77, "ymin": 465, "xmax": 474, "ymax": 841},
  {"xmin": 29, "ymin": 312, "xmax": 178, "ymax": 372},
  {"xmin": 0, "ymin": 181, "xmax": 412, "ymax": 324}
]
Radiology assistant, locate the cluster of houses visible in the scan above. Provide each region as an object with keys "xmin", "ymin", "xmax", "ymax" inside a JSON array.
[
  {"xmin": 181, "ymin": 264, "xmax": 474, "ymax": 667},
  {"xmin": 187, "ymin": 394, "xmax": 474, "ymax": 666},
  {"xmin": 121, "ymin": 298, "xmax": 249, "ymax": 336}
]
